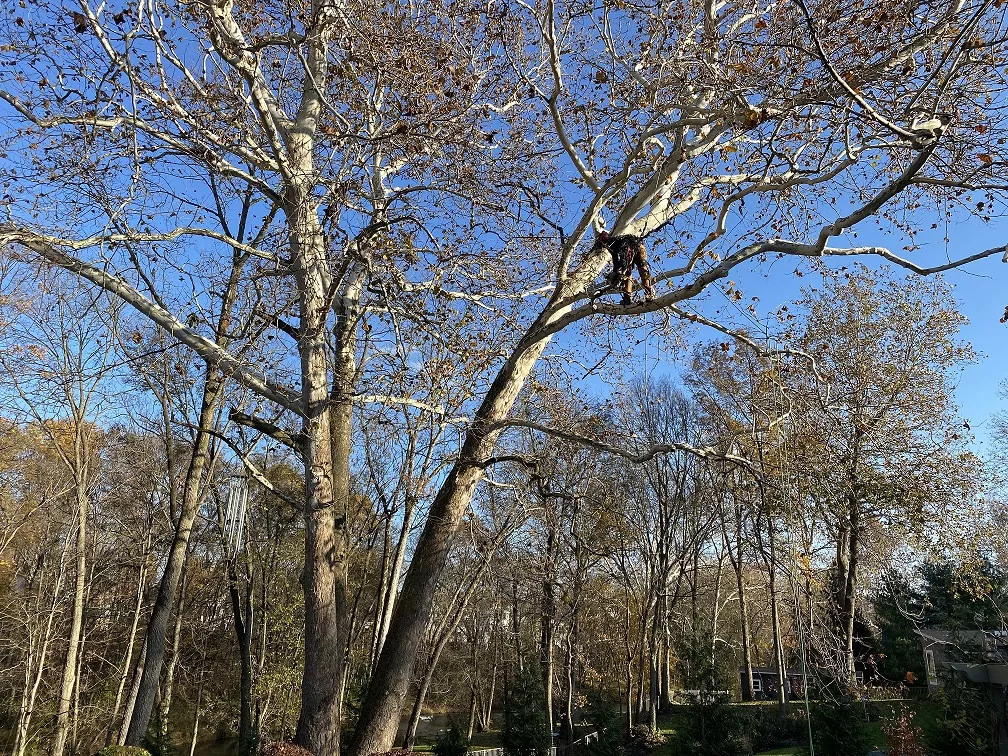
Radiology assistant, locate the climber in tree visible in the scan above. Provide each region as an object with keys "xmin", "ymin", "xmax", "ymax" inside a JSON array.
[{"xmin": 593, "ymin": 230, "xmax": 655, "ymax": 305}]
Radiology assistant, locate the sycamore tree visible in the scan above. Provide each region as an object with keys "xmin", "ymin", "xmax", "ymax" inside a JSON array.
[{"xmin": 1, "ymin": 0, "xmax": 1008, "ymax": 753}]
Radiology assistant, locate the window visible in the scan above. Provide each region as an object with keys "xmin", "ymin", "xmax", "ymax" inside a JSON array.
[
  {"xmin": 752, "ymin": 677, "xmax": 762, "ymax": 693},
  {"xmin": 855, "ymin": 670, "xmax": 864, "ymax": 684},
  {"xmin": 925, "ymin": 649, "xmax": 936, "ymax": 681}
]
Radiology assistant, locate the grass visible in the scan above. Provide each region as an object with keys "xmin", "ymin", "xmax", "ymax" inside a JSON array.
[{"xmin": 189, "ymin": 698, "xmax": 943, "ymax": 756}]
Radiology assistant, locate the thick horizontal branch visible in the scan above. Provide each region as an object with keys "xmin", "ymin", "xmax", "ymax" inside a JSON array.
[
  {"xmin": 6, "ymin": 224, "xmax": 277, "ymax": 262},
  {"xmin": 182, "ymin": 421, "xmax": 299, "ymax": 507},
  {"xmin": 353, "ymin": 394, "xmax": 470, "ymax": 425},
  {"xmin": 550, "ymin": 140, "xmax": 954, "ymax": 336},
  {"xmin": 799, "ymin": 243, "xmax": 1008, "ymax": 275},
  {"xmin": 477, "ymin": 453, "xmax": 577, "ymax": 501},
  {"xmin": 2, "ymin": 226, "xmax": 303, "ymax": 414},
  {"xmin": 487, "ymin": 418, "xmax": 757, "ymax": 473},
  {"xmin": 228, "ymin": 409, "xmax": 303, "ymax": 453}
]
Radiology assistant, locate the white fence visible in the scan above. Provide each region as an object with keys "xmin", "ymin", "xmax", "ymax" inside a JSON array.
[{"xmin": 469, "ymin": 731, "xmax": 599, "ymax": 756}]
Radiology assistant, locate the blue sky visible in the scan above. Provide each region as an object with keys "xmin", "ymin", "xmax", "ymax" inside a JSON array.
[{"xmin": 576, "ymin": 210, "xmax": 1008, "ymax": 453}]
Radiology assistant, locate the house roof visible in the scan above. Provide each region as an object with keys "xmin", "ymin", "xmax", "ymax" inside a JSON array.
[
  {"xmin": 744, "ymin": 667, "xmax": 810, "ymax": 676},
  {"xmin": 916, "ymin": 628, "xmax": 986, "ymax": 645},
  {"xmin": 948, "ymin": 663, "xmax": 1008, "ymax": 686}
]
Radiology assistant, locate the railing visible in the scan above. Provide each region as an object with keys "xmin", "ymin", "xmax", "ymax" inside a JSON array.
[{"xmin": 469, "ymin": 731, "xmax": 599, "ymax": 756}]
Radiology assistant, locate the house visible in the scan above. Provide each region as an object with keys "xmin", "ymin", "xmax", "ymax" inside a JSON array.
[
  {"xmin": 739, "ymin": 667, "xmax": 821, "ymax": 701},
  {"xmin": 917, "ymin": 628, "xmax": 1008, "ymax": 690}
]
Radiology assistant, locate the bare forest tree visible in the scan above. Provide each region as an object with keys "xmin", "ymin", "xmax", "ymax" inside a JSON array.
[{"xmin": 1, "ymin": 0, "xmax": 1008, "ymax": 751}]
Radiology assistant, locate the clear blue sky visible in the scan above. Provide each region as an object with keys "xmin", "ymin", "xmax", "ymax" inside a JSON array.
[{"xmin": 576, "ymin": 211, "xmax": 1008, "ymax": 452}]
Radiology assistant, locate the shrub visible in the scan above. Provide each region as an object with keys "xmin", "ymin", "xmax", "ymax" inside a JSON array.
[
  {"xmin": 745, "ymin": 706, "xmax": 807, "ymax": 753},
  {"xmin": 807, "ymin": 696, "xmax": 873, "ymax": 756},
  {"xmin": 96, "ymin": 748, "xmax": 152, "ymax": 756},
  {"xmin": 433, "ymin": 726, "xmax": 468, "ymax": 756},
  {"xmin": 259, "ymin": 743, "xmax": 314, "ymax": 756},
  {"xmin": 670, "ymin": 694, "xmax": 744, "ymax": 756},
  {"xmin": 502, "ymin": 666, "xmax": 551, "ymax": 756},
  {"xmin": 883, "ymin": 704, "xmax": 926, "ymax": 756},
  {"xmin": 627, "ymin": 724, "xmax": 666, "ymax": 754},
  {"xmin": 928, "ymin": 681, "xmax": 996, "ymax": 756},
  {"xmin": 585, "ymin": 694, "xmax": 624, "ymax": 756},
  {"xmin": 142, "ymin": 713, "xmax": 176, "ymax": 756}
]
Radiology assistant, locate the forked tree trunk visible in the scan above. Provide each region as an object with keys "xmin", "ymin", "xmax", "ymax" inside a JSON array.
[
  {"xmin": 466, "ymin": 684, "xmax": 478, "ymax": 741},
  {"xmin": 14, "ymin": 538, "xmax": 69, "ymax": 756},
  {"xmin": 479, "ymin": 628, "xmax": 498, "ymax": 731},
  {"xmin": 374, "ymin": 494, "xmax": 418, "ymax": 662},
  {"xmin": 370, "ymin": 518, "xmax": 392, "ymax": 669},
  {"xmin": 403, "ymin": 562, "xmax": 494, "ymax": 751},
  {"xmin": 120, "ymin": 641, "xmax": 147, "ymax": 744}
]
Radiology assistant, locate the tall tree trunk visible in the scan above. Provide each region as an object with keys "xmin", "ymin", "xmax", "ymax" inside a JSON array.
[
  {"xmin": 660, "ymin": 622, "xmax": 671, "ymax": 709},
  {"xmin": 732, "ymin": 516, "xmax": 755, "ymax": 702},
  {"xmin": 710, "ymin": 558, "xmax": 724, "ymax": 676},
  {"xmin": 648, "ymin": 592, "xmax": 661, "ymax": 732},
  {"xmin": 14, "ymin": 538, "xmax": 69, "ymax": 756},
  {"xmin": 767, "ymin": 519, "xmax": 787, "ymax": 718},
  {"xmin": 370, "ymin": 517, "xmax": 392, "ymax": 669},
  {"xmin": 374, "ymin": 494, "xmax": 418, "ymax": 662},
  {"xmin": 512, "ymin": 573, "xmax": 522, "ymax": 670},
  {"xmin": 402, "ymin": 558, "xmax": 495, "ymax": 751},
  {"xmin": 466, "ymin": 683, "xmax": 478, "ymax": 741},
  {"xmin": 125, "ymin": 220, "xmax": 249, "ymax": 745},
  {"xmin": 480, "ymin": 627, "xmax": 499, "ymax": 731},
  {"xmin": 350, "ymin": 302, "xmax": 569, "ymax": 755},
  {"xmin": 842, "ymin": 504, "xmax": 860, "ymax": 680},
  {"xmin": 624, "ymin": 592, "xmax": 633, "ymax": 732},
  {"xmin": 160, "ymin": 567, "xmax": 189, "ymax": 742},
  {"xmin": 564, "ymin": 615, "xmax": 576, "ymax": 744},
  {"xmin": 294, "ymin": 278, "xmax": 350, "ymax": 756},
  {"xmin": 835, "ymin": 522, "xmax": 850, "ymax": 622},
  {"xmin": 125, "ymin": 374, "xmax": 222, "ymax": 745},
  {"xmin": 188, "ymin": 677, "xmax": 204, "ymax": 756},
  {"xmin": 120, "ymin": 640, "xmax": 148, "ymax": 744},
  {"xmin": 541, "ymin": 526, "xmax": 556, "ymax": 731},
  {"xmin": 635, "ymin": 605, "xmax": 648, "ymax": 722},
  {"xmin": 229, "ymin": 563, "xmax": 255, "ymax": 756},
  {"xmin": 52, "ymin": 475, "xmax": 90, "ymax": 756},
  {"xmin": 107, "ymin": 543, "xmax": 149, "ymax": 746},
  {"xmin": 72, "ymin": 553, "xmax": 99, "ymax": 756}
]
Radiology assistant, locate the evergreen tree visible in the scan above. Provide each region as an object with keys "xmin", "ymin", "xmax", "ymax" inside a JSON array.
[
  {"xmin": 585, "ymin": 694, "xmax": 624, "ymax": 756},
  {"xmin": 873, "ymin": 573, "xmax": 927, "ymax": 685},
  {"xmin": 434, "ymin": 725, "xmax": 469, "ymax": 756},
  {"xmin": 502, "ymin": 667, "xmax": 552, "ymax": 756}
]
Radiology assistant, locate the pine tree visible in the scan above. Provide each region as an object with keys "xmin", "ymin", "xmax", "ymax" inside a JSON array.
[{"xmin": 502, "ymin": 667, "xmax": 552, "ymax": 756}]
